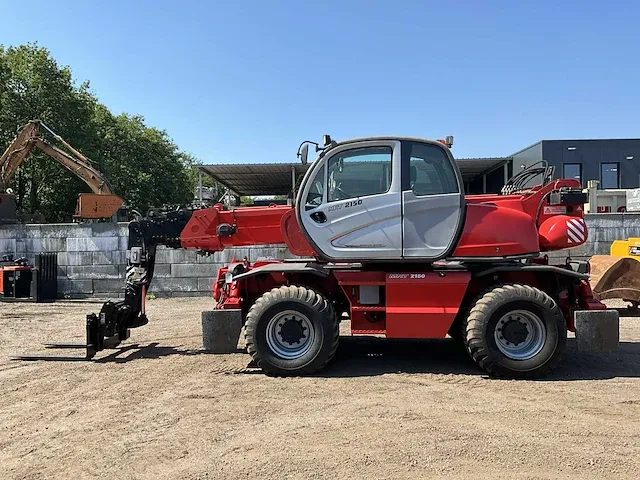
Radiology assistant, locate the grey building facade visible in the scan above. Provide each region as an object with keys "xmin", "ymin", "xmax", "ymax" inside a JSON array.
[{"xmin": 512, "ymin": 139, "xmax": 640, "ymax": 190}]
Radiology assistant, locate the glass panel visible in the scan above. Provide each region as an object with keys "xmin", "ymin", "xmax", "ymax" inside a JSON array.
[
  {"xmin": 406, "ymin": 142, "xmax": 458, "ymax": 195},
  {"xmin": 305, "ymin": 166, "xmax": 325, "ymax": 210},
  {"xmin": 327, "ymin": 146, "xmax": 392, "ymax": 202},
  {"xmin": 601, "ymin": 163, "xmax": 619, "ymax": 189},
  {"xmin": 563, "ymin": 163, "xmax": 582, "ymax": 185}
]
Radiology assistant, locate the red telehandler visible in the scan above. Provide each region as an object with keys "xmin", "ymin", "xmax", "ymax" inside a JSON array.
[{"xmin": 85, "ymin": 135, "xmax": 618, "ymax": 378}]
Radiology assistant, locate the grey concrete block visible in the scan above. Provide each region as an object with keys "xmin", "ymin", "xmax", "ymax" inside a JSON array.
[
  {"xmin": 155, "ymin": 247, "xmax": 198, "ymax": 264},
  {"xmin": 153, "ymin": 263, "xmax": 172, "ymax": 277},
  {"xmin": 16, "ymin": 237, "xmax": 67, "ymax": 253},
  {"xmin": 148, "ymin": 277, "xmax": 199, "ymax": 292},
  {"xmin": 41, "ymin": 224, "xmax": 92, "ymax": 238},
  {"xmin": 58, "ymin": 252, "xmax": 95, "ymax": 266},
  {"xmin": 575, "ymin": 309, "xmax": 619, "ymax": 352},
  {"xmin": 213, "ymin": 248, "xmax": 251, "ymax": 263},
  {"xmin": 66, "ymin": 236, "xmax": 120, "ymax": 252},
  {"xmin": 93, "ymin": 250, "xmax": 127, "ymax": 266},
  {"xmin": 202, "ymin": 310, "xmax": 242, "ymax": 353},
  {"xmin": 119, "ymin": 235, "xmax": 130, "ymax": 252},
  {"xmin": 564, "ymin": 241, "xmax": 610, "ymax": 257},
  {"xmin": 252, "ymin": 247, "xmax": 293, "ymax": 261},
  {"xmin": 90, "ymin": 223, "xmax": 124, "ymax": 237},
  {"xmin": 590, "ymin": 228, "xmax": 626, "ymax": 243},
  {"xmin": 584, "ymin": 213, "xmax": 623, "ymax": 229},
  {"xmin": 198, "ymin": 277, "xmax": 219, "ymax": 292},
  {"xmin": 171, "ymin": 263, "xmax": 220, "ymax": 278},
  {"xmin": 58, "ymin": 278, "xmax": 94, "ymax": 295},
  {"xmin": 66, "ymin": 265, "xmax": 121, "ymax": 279},
  {"xmin": 0, "ymin": 239, "xmax": 16, "ymax": 252},
  {"xmin": 93, "ymin": 278, "xmax": 126, "ymax": 293},
  {"xmin": 622, "ymin": 213, "xmax": 640, "ymax": 228},
  {"xmin": 563, "ymin": 241, "xmax": 596, "ymax": 257},
  {"xmin": 197, "ymin": 253, "xmax": 224, "ymax": 264},
  {"xmin": 592, "ymin": 241, "xmax": 613, "ymax": 255},
  {"xmin": 0, "ymin": 225, "xmax": 41, "ymax": 239}
]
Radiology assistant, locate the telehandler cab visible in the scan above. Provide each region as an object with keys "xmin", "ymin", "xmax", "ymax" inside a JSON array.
[{"xmin": 84, "ymin": 134, "xmax": 617, "ymax": 378}]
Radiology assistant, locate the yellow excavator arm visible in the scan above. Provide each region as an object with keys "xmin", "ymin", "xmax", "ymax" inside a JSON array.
[{"xmin": 0, "ymin": 120, "xmax": 124, "ymax": 219}]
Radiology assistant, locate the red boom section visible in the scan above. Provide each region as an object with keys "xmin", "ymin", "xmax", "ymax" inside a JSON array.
[{"xmin": 181, "ymin": 203, "xmax": 295, "ymax": 251}]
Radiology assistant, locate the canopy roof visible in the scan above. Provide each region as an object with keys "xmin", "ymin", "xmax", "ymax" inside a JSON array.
[{"xmin": 199, "ymin": 157, "xmax": 511, "ymax": 196}]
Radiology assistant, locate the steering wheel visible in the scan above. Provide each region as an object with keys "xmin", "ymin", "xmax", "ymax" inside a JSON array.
[
  {"xmin": 330, "ymin": 183, "xmax": 350, "ymax": 201},
  {"xmin": 306, "ymin": 191, "xmax": 322, "ymax": 206}
]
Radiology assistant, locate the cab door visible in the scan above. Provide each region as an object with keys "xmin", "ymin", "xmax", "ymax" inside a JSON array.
[
  {"xmin": 401, "ymin": 140, "xmax": 465, "ymax": 259},
  {"xmin": 296, "ymin": 140, "xmax": 402, "ymax": 260}
]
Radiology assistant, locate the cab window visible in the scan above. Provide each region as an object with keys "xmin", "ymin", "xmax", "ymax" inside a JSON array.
[
  {"xmin": 327, "ymin": 146, "xmax": 392, "ymax": 202},
  {"xmin": 305, "ymin": 165, "xmax": 325, "ymax": 210},
  {"xmin": 405, "ymin": 142, "xmax": 458, "ymax": 196}
]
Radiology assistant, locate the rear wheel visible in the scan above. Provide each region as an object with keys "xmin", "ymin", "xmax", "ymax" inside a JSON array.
[
  {"xmin": 245, "ymin": 285, "xmax": 339, "ymax": 376},
  {"xmin": 463, "ymin": 283, "xmax": 567, "ymax": 379}
]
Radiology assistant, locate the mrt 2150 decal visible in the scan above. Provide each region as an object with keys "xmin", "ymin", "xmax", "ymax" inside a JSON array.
[
  {"xmin": 388, "ymin": 273, "xmax": 427, "ymax": 279},
  {"xmin": 566, "ymin": 218, "xmax": 586, "ymax": 244}
]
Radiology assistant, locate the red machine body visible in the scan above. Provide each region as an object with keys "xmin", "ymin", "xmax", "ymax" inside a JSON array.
[{"xmin": 192, "ymin": 177, "xmax": 602, "ymax": 341}]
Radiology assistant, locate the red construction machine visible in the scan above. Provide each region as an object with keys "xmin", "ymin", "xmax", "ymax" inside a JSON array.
[{"xmin": 86, "ymin": 135, "xmax": 618, "ymax": 378}]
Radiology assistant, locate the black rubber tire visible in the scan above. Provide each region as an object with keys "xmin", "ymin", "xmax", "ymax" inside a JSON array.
[
  {"xmin": 244, "ymin": 285, "xmax": 339, "ymax": 376},
  {"xmin": 462, "ymin": 283, "xmax": 567, "ymax": 379}
]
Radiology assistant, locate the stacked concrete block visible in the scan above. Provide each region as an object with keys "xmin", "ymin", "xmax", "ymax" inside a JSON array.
[{"xmin": 0, "ymin": 222, "xmax": 303, "ymax": 297}]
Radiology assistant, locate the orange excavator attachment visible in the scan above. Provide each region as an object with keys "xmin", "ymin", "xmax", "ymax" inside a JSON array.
[
  {"xmin": 590, "ymin": 238, "xmax": 640, "ymax": 305},
  {"xmin": 75, "ymin": 193, "xmax": 124, "ymax": 219}
]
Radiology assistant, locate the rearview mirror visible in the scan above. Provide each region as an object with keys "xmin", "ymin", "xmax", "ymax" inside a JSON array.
[{"xmin": 298, "ymin": 143, "xmax": 309, "ymax": 165}]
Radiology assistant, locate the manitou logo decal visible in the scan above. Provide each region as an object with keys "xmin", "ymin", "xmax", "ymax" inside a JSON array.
[{"xmin": 566, "ymin": 218, "xmax": 586, "ymax": 244}]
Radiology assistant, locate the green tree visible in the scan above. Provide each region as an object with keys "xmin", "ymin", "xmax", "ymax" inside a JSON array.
[{"xmin": 0, "ymin": 43, "xmax": 201, "ymax": 221}]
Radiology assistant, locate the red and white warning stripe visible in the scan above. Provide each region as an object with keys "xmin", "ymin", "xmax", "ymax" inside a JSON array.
[{"xmin": 566, "ymin": 218, "xmax": 586, "ymax": 244}]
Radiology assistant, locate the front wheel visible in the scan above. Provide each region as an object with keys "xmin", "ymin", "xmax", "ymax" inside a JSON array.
[
  {"xmin": 463, "ymin": 283, "xmax": 567, "ymax": 379},
  {"xmin": 244, "ymin": 285, "xmax": 339, "ymax": 376}
]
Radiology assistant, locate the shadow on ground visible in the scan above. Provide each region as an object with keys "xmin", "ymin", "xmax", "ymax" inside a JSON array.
[{"xmin": 12, "ymin": 336, "xmax": 640, "ymax": 381}]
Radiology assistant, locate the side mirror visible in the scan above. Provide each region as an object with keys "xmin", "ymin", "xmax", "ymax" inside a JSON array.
[{"xmin": 298, "ymin": 143, "xmax": 309, "ymax": 165}]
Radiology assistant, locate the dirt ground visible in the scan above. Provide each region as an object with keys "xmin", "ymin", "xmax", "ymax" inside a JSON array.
[{"xmin": 1, "ymin": 297, "xmax": 639, "ymax": 480}]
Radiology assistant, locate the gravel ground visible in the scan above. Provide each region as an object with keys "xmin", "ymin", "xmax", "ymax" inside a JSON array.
[{"xmin": 1, "ymin": 297, "xmax": 639, "ymax": 479}]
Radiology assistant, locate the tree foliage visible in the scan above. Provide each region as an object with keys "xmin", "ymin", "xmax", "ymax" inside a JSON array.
[{"xmin": 0, "ymin": 43, "xmax": 198, "ymax": 221}]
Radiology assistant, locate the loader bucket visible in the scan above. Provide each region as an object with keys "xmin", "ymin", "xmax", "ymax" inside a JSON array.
[{"xmin": 589, "ymin": 254, "xmax": 640, "ymax": 303}]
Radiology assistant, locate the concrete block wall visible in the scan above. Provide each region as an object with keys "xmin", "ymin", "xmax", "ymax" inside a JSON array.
[
  {"xmin": 1, "ymin": 213, "xmax": 640, "ymax": 297},
  {"xmin": 0, "ymin": 222, "xmax": 298, "ymax": 297}
]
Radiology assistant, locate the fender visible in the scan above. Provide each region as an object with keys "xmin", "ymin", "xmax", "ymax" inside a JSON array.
[
  {"xmin": 232, "ymin": 261, "xmax": 331, "ymax": 281},
  {"xmin": 475, "ymin": 264, "xmax": 588, "ymax": 280}
]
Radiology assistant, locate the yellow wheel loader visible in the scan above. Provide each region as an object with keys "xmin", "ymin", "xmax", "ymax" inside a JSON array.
[{"xmin": 590, "ymin": 238, "xmax": 640, "ymax": 313}]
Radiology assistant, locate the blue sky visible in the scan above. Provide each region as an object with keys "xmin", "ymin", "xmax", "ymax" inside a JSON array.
[{"xmin": 3, "ymin": 0, "xmax": 640, "ymax": 163}]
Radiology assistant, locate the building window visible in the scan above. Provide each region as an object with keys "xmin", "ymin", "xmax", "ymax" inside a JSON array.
[
  {"xmin": 600, "ymin": 163, "xmax": 619, "ymax": 189},
  {"xmin": 563, "ymin": 163, "xmax": 582, "ymax": 186}
]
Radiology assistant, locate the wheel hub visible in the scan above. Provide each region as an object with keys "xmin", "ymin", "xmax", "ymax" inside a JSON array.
[
  {"xmin": 277, "ymin": 317, "xmax": 307, "ymax": 345},
  {"xmin": 500, "ymin": 318, "xmax": 529, "ymax": 346},
  {"xmin": 494, "ymin": 309, "xmax": 546, "ymax": 360},
  {"xmin": 265, "ymin": 310, "xmax": 315, "ymax": 360}
]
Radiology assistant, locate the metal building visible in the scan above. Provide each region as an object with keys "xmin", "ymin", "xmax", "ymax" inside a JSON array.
[{"xmin": 512, "ymin": 139, "xmax": 640, "ymax": 189}]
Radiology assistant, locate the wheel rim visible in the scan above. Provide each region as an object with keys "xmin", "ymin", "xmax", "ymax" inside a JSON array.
[
  {"xmin": 493, "ymin": 309, "xmax": 546, "ymax": 360},
  {"xmin": 265, "ymin": 310, "xmax": 315, "ymax": 360}
]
